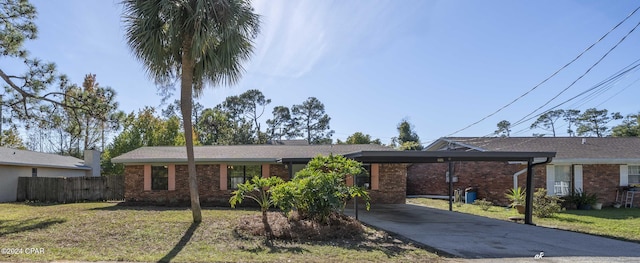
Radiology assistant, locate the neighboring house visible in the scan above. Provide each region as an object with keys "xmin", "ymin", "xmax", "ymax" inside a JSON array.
[
  {"xmin": 409, "ymin": 137, "xmax": 640, "ymax": 207},
  {"xmin": 0, "ymin": 148, "xmax": 101, "ymax": 202},
  {"xmin": 111, "ymin": 144, "xmax": 408, "ymax": 205}
]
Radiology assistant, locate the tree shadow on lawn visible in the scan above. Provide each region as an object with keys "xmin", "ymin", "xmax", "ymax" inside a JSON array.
[
  {"xmin": 0, "ymin": 217, "xmax": 66, "ymax": 237},
  {"xmin": 157, "ymin": 221, "xmax": 201, "ymax": 263},
  {"xmin": 89, "ymin": 202, "xmax": 243, "ymax": 212}
]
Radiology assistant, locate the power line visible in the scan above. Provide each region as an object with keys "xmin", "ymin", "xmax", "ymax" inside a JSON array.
[
  {"xmin": 508, "ymin": 59, "xmax": 640, "ymax": 135},
  {"xmin": 445, "ymin": 5, "xmax": 640, "ymax": 137},
  {"xmin": 511, "ymin": 18, "xmax": 640, "ymax": 126}
]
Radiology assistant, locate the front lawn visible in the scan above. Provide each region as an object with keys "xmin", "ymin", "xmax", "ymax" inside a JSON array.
[
  {"xmin": 0, "ymin": 202, "xmax": 441, "ymax": 262},
  {"xmin": 408, "ymin": 198, "xmax": 640, "ymax": 243}
]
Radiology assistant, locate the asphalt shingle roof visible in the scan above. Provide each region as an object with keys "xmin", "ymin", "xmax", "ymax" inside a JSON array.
[
  {"xmin": 0, "ymin": 147, "xmax": 89, "ymax": 170},
  {"xmin": 111, "ymin": 144, "xmax": 396, "ymax": 163},
  {"xmin": 433, "ymin": 137, "xmax": 640, "ymax": 160}
]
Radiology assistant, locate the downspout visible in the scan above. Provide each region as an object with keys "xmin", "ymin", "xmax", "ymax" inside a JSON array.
[
  {"xmin": 513, "ymin": 168, "xmax": 527, "ymax": 190},
  {"xmin": 525, "ymin": 157, "xmax": 553, "ymax": 225}
]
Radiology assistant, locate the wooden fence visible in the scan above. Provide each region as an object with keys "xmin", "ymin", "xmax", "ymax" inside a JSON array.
[{"xmin": 17, "ymin": 176, "xmax": 124, "ymax": 203}]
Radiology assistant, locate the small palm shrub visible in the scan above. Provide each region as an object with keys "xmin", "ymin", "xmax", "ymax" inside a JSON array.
[{"xmin": 505, "ymin": 187, "xmax": 526, "ymax": 208}]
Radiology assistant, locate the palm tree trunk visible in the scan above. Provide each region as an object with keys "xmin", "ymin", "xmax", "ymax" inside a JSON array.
[{"xmin": 181, "ymin": 36, "xmax": 202, "ymax": 223}]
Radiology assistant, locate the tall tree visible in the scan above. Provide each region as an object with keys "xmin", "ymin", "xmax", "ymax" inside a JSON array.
[
  {"xmin": 218, "ymin": 89, "xmax": 270, "ymax": 143},
  {"xmin": 122, "ymin": 0, "xmax": 260, "ymax": 222},
  {"xmin": 339, "ymin": 132, "xmax": 382, "ymax": 145},
  {"xmin": 291, "ymin": 97, "xmax": 334, "ymax": 144},
  {"xmin": 494, "ymin": 120, "xmax": 511, "ymax": 137},
  {"xmin": 61, "ymin": 74, "xmax": 123, "ymax": 153},
  {"xmin": 392, "ymin": 119, "xmax": 422, "ymax": 150},
  {"xmin": 530, "ymin": 109, "xmax": 564, "ymax": 137},
  {"xmin": 161, "ymin": 99, "xmax": 204, "ymax": 126},
  {"xmin": 1, "ymin": 0, "xmax": 101, "ymax": 136},
  {"xmin": 576, "ymin": 108, "xmax": 622, "ymax": 137},
  {"xmin": 266, "ymin": 106, "xmax": 296, "ymax": 141},
  {"xmin": 1, "ymin": 125, "xmax": 26, "ymax": 149},
  {"xmin": 196, "ymin": 107, "xmax": 253, "ymax": 145},
  {"xmin": 103, "ymin": 107, "xmax": 188, "ymax": 175},
  {"xmin": 612, "ymin": 113, "xmax": 640, "ymax": 137},
  {"xmin": 563, "ymin": 109, "xmax": 581, "ymax": 137}
]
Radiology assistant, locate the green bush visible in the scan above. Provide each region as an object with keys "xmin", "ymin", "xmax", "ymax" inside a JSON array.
[
  {"xmin": 473, "ymin": 198, "xmax": 492, "ymax": 211},
  {"xmin": 229, "ymin": 176, "xmax": 285, "ymax": 239},
  {"xmin": 533, "ymin": 188, "xmax": 561, "ymax": 218},
  {"xmin": 271, "ymin": 154, "xmax": 370, "ymax": 223},
  {"xmin": 568, "ymin": 189, "xmax": 598, "ymax": 209},
  {"xmin": 505, "ymin": 187, "xmax": 526, "ymax": 208}
]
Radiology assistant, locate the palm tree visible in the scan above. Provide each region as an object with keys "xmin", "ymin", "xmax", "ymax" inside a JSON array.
[{"xmin": 122, "ymin": 0, "xmax": 260, "ymax": 222}]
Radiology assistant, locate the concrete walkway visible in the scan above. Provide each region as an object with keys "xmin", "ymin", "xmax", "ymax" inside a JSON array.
[{"xmin": 345, "ymin": 204, "xmax": 640, "ymax": 260}]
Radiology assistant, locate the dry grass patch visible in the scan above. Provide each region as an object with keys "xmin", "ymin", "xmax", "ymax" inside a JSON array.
[{"xmin": 0, "ymin": 202, "xmax": 443, "ymax": 262}]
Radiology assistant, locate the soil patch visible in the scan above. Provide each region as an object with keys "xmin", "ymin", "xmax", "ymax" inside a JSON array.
[{"xmin": 235, "ymin": 211, "xmax": 365, "ymax": 241}]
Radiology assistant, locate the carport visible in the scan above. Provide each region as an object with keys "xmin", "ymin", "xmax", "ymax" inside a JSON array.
[{"xmin": 342, "ymin": 151, "xmax": 556, "ymax": 225}]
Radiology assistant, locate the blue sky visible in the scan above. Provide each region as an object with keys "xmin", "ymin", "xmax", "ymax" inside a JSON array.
[{"xmin": 11, "ymin": 0, "xmax": 640, "ymax": 145}]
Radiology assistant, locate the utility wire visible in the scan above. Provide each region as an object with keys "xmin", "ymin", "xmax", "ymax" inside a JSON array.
[
  {"xmin": 513, "ymin": 59, "xmax": 640, "ymax": 127},
  {"xmin": 507, "ymin": 59, "xmax": 640, "ymax": 137},
  {"xmin": 511, "ymin": 19, "xmax": 640, "ymax": 126},
  {"xmin": 444, "ymin": 5, "xmax": 640, "ymax": 137}
]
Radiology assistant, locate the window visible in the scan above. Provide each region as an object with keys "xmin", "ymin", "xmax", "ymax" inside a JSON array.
[
  {"xmin": 355, "ymin": 164, "xmax": 371, "ymax": 189},
  {"xmin": 151, "ymin": 166, "xmax": 168, "ymax": 190},
  {"xmin": 554, "ymin": 165, "xmax": 571, "ymax": 196},
  {"xmin": 228, "ymin": 165, "xmax": 261, "ymax": 189},
  {"xmin": 32, "ymin": 168, "xmax": 37, "ymax": 177},
  {"xmin": 629, "ymin": 165, "xmax": 640, "ymax": 185}
]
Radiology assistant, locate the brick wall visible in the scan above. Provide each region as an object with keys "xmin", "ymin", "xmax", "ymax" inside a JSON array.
[
  {"xmin": 407, "ymin": 162, "xmax": 547, "ymax": 206},
  {"xmin": 582, "ymin": 164, "xmax": 623, "ymax": 206},
  {"xmin": 125, "ymin": 163, "xmax": 406, "ymax": 206},
  {"xmin": 269, "ymin": 164, "xmax": 289, "ymax": 181},
  {"xmin": 369, "ymin": 163, "xmax": 406, "ymax": 204},
  {"xmin": 407, "ymin": 162, "xmax": 632, "ymax": 207}
]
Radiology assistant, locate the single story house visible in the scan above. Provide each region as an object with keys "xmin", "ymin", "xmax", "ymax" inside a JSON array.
[
  {"xmin": 111, "ymin": 144, "xmax": 409, "ymax": 205},
  {"xmin": 408, "ymin": 137, "xmax": 640, "ymax": 207},
  {"xmin": 0, "ymin": 148, "xmax": 101, "ymax": 202}
]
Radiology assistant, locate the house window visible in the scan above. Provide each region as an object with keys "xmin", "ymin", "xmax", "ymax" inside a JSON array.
[
  {"xmin": 355, "ymin": 164, "xmax": 371, "ymax": 189},
  {"xmin": 228, "ymin": 165, "xmax": 261, "ymax": 189},
  {"xmin": 554, "ymin": 165, "xmax": 571, "ymax": 196},
  {"xmin": 151, "ymin": 166, "xmax": 168, "ymax": 190},
  {"xmin": 629, "ymin": 165, "xmax": 640, "ymax": 185},
  {"xmin": 32, "ymin": 168, "xmax": 37, "ymax": 177}
]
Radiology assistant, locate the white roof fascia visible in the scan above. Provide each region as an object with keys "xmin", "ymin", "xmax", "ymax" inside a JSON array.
[
  {"xmin": 112, "ymin": 158, "xmax": 279, "ymax": 164},
  {"xmin": 0, "ymin": 161, "xmax": 91, "ymax": 170},
  {"xmin": 550, "ymin": 159, "xmax": 640, "ymax": 165}
]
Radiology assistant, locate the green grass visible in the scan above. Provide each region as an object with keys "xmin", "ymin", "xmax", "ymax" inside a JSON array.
[
  {"xmin": 0, "ymin": 202, "xmax": 441, "ymax": 262},
  {"xmin": 408, "ymin": 198, "xmax": 640, "ymax": 243}
]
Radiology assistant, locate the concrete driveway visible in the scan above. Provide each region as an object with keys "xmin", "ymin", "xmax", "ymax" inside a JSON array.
[{"xmin": 345, "ymin": 204, "xmax": 640, "ymax": 260}]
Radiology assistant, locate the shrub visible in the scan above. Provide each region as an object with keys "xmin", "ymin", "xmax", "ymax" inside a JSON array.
[
  {"xmin": 229, "ymin": 176, "xmax": 285, "ymax": 239},
  {"xmin": 505, "ymin": 187, "xmax": 526, "ymax": 208},
  {"xmin": 473, "ymin": 198, "xmax": 492, "ymax": 211},
  {"xmin": 568, "ymin": 189, "xmax": 598, "ymax": 209},
  {"xmin": 533, "ymin": 188, "xmax": 561, "ymax": 218},
  {"xmin": 271, "ymin": 154, "xmax": 370, "ymax": 223}
]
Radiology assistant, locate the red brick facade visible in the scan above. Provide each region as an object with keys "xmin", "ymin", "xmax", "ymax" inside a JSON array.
[
  {"xmin": 124, "ymin": 163, "xmax": 406, "ymax": 206},
  {"xmin": 408, "ymin": 162, "xmax": 544, "ymax": 205},
  {"xmin": 125, "ymin": 164, "xmax": 233, "ymax": 206},
  {"xmin": 407, "ymin": 162, "xmax": 636, "ymax": 207},
  {"xmin": 369, "ymin": 163, "xmax": 407, "ymax": 204}
]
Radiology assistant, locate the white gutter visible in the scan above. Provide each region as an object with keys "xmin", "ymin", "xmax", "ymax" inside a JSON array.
[{"xmin": 549, "ymin": 159, "xmax": 640, "ymax": 165}]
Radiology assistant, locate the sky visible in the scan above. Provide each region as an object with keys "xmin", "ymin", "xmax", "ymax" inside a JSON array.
[{"xmin": 6, "ymin": 0, "xmax": 640, "ymax": 146}]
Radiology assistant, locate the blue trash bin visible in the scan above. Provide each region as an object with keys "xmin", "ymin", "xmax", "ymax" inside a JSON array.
[{"xmin": 465, "ymin": 187, "xmax": 477, "ymax": 204}]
